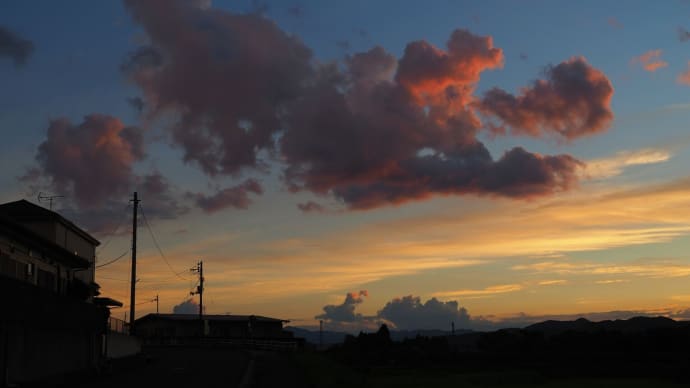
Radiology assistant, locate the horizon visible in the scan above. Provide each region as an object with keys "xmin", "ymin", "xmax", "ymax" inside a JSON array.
[{"xmin": 3, "ymin": 0, "xmax": 690, "ymax": 333}]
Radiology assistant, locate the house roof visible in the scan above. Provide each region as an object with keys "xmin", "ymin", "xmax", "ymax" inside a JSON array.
[
  {"xmin": 136, "ymin": 313, "xmax": 288, "ymax": 324},
  {"xmin": 0, "ymin": 200, "xmax": 100, "ymax": 246}
]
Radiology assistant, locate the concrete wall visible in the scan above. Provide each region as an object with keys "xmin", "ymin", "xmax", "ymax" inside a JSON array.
[{"xmin": 106, "ymin": 333, "xmax": 141, "ymax": 359}]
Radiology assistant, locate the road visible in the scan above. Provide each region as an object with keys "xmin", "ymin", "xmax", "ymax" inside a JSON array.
[{"xmin": 24, "ymin": 345, "xmax": 310, "ymax": 388}]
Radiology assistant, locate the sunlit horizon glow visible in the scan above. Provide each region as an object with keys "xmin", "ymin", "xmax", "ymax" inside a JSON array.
[{"xmin": 2, "ymin": 0, "xmax": 690, "ymax": 331}]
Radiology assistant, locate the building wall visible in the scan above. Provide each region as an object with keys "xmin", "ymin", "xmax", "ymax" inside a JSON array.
[
  {"xmin": 20, "ymin": 220, "xmax": 55, "ymax": 246},
  {"xmin": 0, "ymin": 276, "xmax": 107, "ymax": 385},
  {"xmin": 0, "ymin": 234, "xmax": 75, "ymax": 294},
  {"xmin": 57, "ymin": 223, "xmax": 96, "ymax": 261}
]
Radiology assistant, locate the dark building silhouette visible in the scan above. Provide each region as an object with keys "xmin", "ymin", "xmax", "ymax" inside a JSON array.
[
  {"xmin": 0, "ymin": 200, "xmax": 118, "ymax": 385},
  {"xmin": 135, "ymin": 313, "xmax": 297, "ymax": 348}
]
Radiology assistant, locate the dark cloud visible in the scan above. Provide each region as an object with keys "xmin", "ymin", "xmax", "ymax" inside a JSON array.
[
  {"xmin": 120, "ymin": 46, "xmax": 164, "ymax": 74},
  {"xmin": 335, "ymin": 40, "xmax": 350, "ymax": 50},
  {"xmin": 127, "ymin": 96, "xmax": 145, "ymax": 113},
  {"xmin": 378, "ymin": 295, "xmax": 470, "ymax": 330},
  {"xmin": 172, "ymin": 298, "xmax": 199, "ymax": 314},
  {"xmin": 123, "ymin": 1, "xmax": 614, "ymax": 210},
  {"xmin": 479, "ymin": 57, "xmax": 614, "ymax": 140},
  {"xmin": 316, "ymin": 290, "xmax": 369, "ymax": 322},
  {"xmin": 123, "ymin": 0, "xmax": 313, "ymax": 176},
  {"xmin": 137, "ymin": 172, "xmax": 189, "ymax": 220},
  {"xmin": 193, "ymin": 179, "xmax": 263, "ymax": 213},
  {"xmin": 679, "ymin": 27, "xmax": 690, "ymax": 42},
  {"xmin": 287, "ymin": 5, "xmax": 303, "ymax": 18},
  {"xmin": 297, "ymin": 201, "xmax": 325, "ymax": 213},
  {"xmin": 0, "ymin": 25, "xmax": 34, "ymax": 66}
]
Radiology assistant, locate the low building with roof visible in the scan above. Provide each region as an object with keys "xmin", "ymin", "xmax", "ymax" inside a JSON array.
[{"xmin": 135, "ymin": 313, "xmax": 299, "ymax": 348}]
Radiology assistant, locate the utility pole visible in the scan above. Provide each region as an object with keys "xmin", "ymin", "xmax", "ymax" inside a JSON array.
[
  {"xmin": 190, "ymin": 260, "xmax": 204, "ymax": 336},
  {"xmin": 319, "ymin": 319, "xmax": 323, "ymax": 350},
  {"xmin": 129, "ymin": 192, "xmax": 140, "ymax": 335},
  {"xmin": 199, "ymin": 261, "xmax": 204, "ymax": 322},
  {"xmin": 154, "ymin": 294, "xmax": 159, "ymax": 314}
]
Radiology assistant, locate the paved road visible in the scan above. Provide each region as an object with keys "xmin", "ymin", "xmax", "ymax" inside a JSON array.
[{"xmin": 24, "ymin": 346, "xmax": 310, "ymax": 388}]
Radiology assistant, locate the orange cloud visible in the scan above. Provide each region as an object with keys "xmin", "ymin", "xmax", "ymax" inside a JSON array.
[
  {"xmin": 432, "ymin": 284, "xmax": 524, "ymax": 299},
  {"xmin": 632, "ymin": 49, "xmax": 668, "ymax": 72},
  {"xmin": 677, "ymin": 61, "xmax": 690, "ymax": 86}
]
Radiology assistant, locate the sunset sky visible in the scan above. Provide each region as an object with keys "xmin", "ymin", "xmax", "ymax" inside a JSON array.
[{"xmin": 2, "ymin": 0, "xmax": 690, "ymax": 331}]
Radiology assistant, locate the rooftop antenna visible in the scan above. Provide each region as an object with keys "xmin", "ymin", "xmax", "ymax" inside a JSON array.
[{"xmin": 37, "ymin": 192, "xmax": 64, "ymax": 210}]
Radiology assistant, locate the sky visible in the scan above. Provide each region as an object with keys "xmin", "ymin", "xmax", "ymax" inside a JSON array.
[{"xmin": 2, "ymin": 0, "xmax": 690, "ymax": 332}]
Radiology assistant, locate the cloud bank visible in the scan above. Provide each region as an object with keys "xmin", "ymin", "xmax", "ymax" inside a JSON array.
[
  {"xmin": 315, "ymin": 293, "xmax": 690, "ymax": 332},
  {"xmin": 121, "ymin": 0, "xmax": 615, "ymax": 211},
  {"xmin": 378, "ymin": 295, "xmax": 471, "ymax": 330}
]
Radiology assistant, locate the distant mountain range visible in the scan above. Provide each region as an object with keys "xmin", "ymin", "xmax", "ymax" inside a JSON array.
[
  {"xmin": 287, "ymin": 316, "xmax": 690, "ymax": 345},
  {"xmin": 524, "ymin": 316, "xmax": 688, "ymax": 336}
]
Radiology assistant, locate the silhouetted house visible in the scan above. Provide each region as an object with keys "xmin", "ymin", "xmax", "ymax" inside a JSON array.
[
  {"xmin": 136, "ymin": 314, "xmax": 294, "ymax": 344},
  {"xmin": 0, "ymin": 200, "xmax": 116, "ymax": 385}
]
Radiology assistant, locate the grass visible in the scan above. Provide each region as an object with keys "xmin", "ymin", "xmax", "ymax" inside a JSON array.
[{"xmin": 293, "ymin": 351, "xmax": 687, "ymax": 388}]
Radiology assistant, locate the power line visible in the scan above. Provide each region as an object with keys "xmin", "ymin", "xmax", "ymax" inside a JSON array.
[
  {"xmin": 111, "ymin": 298, "xmax": 158, "ymax": 310},
  {"xmin": 96, "ymin": 203, "xmax": 131, "ymax": 254},
  {"xmin": 97, "ymin": 275, "xmax": 129, "ymax": 282},
  {"xmin": 95, "ymin": 249, "xmax": 130, "ymax": 268},
  {"xmin": 140, "ymin": 205, "xmax": 188, "ymax": 281}
]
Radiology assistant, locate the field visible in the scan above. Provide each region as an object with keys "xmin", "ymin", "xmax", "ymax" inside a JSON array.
[{"xmin": 293, "ymin": 351, "xmax": 688, "ymax": 388}]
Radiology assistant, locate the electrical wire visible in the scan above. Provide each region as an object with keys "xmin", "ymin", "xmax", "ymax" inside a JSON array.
[
  {"xmin": 111, "ymin": 298, "xmax": 157, "ymax": 310},
  {"xmin": 140, "ymin": 205, "xmax": 188, "ymax": 281},
  {"xmin": 95, "ymin": 249, "xmax": 130, "ymax": 268},
  {"xmin": 97, "ymin": 275, "xmax": 129, "ymax": 282}
]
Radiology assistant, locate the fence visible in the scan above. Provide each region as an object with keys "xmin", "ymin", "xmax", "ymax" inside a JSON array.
[{"xmin": 108, "ymin": 316, "xmax": 129, "ymax": 335}]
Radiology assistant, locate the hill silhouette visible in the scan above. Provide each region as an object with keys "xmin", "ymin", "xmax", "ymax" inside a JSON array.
[
  {"xmin": 525, "ymin": 316, "xmax": 684, "ymax": 337},
  {"xmin": 308, "ymin": 316, "xmax": 690, "ymax": 382}
]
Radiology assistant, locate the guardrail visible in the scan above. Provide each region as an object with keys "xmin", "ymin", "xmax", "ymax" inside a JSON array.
[{"xmin": 205, "ymin": 338, "xmax": 299, "ymax": 351}]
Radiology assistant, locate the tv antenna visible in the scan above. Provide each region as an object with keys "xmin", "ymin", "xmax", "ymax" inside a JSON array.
[{"xmin": 37, "ymin": 192, "xmax": 64, "ymax": 210}]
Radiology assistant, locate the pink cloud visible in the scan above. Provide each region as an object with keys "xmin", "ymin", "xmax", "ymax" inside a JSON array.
[
  {"xmin": 21, "ymin": 114, "xmax": 187, "ymax": 234},
  {"xmin": 632, "ymin": 49, "xmax": 668, "ymax": 72},
  {"xmin": 32, "ymin": 114, "xmax": 144, "ymax": 207}
]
